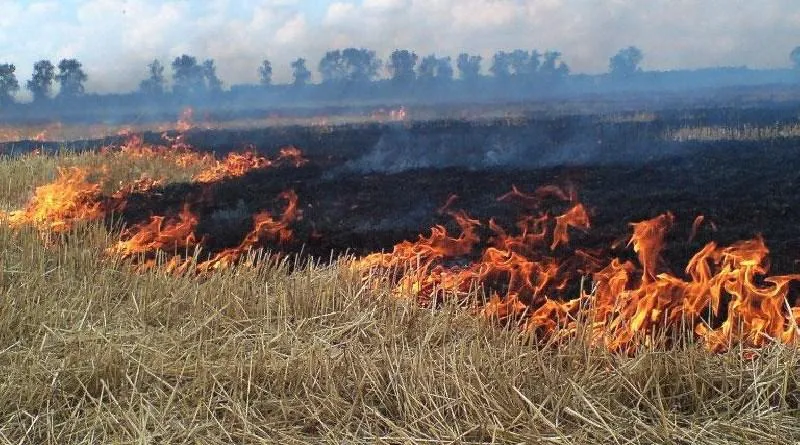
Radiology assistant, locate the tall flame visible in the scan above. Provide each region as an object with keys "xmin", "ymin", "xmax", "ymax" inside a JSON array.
[{"xmin": 353, "ymin": 186, "xmax": 800, "ymax": 352}]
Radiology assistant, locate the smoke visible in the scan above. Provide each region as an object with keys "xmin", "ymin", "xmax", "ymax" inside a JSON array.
[
  {"xmin": 2, "ymin": 0, "xmax": 799, "ymax": 97},
  {"xmin": 337, "ymin": 121, "xmax": 685, "ymax": 175}
]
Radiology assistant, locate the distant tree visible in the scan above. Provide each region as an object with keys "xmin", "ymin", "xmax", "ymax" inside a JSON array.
[
  {"xmin": 489, "ymin": 51, "xmax": 511, "ymax": 79},
  {"xmin": 202, "ymin": 59, "xmax": 223, "ymax": 93},
  {"xmin": 319, "ymin": 48, "xmax": 381, "ymax": 85},
  {"xmin": 291, "ymin": 58, "xmax": 311, "ymax": 86},
  {"xmin": 171, "ymin": 54, "xmax": 206, "ymax": 96},
  {"xmin": 0, "ymin": 64, "xmax": 19, "ymax": 106},
  {"xmin": 791, "ymin": 46, "xmax": 800, "ymax": 69},
  {"xmin": 436, "ymin": 57, "xmax": 453, "ymax": 81},
  {"xmin": 139, "ymin": 59, "xmax": 166, "ymax": 95},
  {"xmin": 609, "ymin": 46, "xmax": 643, "ymax": 78},
  {"xmin": 388, "ymin": 49, "xmax": 418, "ymax": 84},
  {"xmin": 27, "ymin": 60, "xmax": 55, "ymax": 102},
  {"xmin": 418, "ymin": 55, "xmax": 437, "ymax": 81},
  {"xmin": 508, "ymin": 50, "xmax": 532, "ymax": 76},
  {"xmin": 529, "ymin": 50, "xmax": 542, "ymax": 75},
  {"xmin": 540, "ymin": 50, "xmax": 570, "ymax": 80},
  {"xmin": 318, "ymin": 50, "xmax": 347, "ymax": 83},
  {"xmin": 258, "ymin": 59, "xmax": 273, "ymax": 86},
  {"xmin": 342, "ymin": 48, "xmax": 381, "ymax": 84},
  {"xmin": 417, "ymin": 54, "xmax": 453, "ymax": 84},
  {"xmin": 55, "ymin": 58, "xmax": 88, "ymax": 98},
  {"xmin": 456, "ymin": 53, "xmax": 482, "ymax": 81}
]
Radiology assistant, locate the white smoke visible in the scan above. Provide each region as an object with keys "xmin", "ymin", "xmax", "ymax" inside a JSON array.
[{"xmin": 2, "ymin": 0, "xmax": 798, "ymax": 98}]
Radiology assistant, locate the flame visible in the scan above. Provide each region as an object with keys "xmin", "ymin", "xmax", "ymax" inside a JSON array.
[
  {"xmin": 277, "ymin": 145, "xmax": 310, "ymax": 167},
  {"xmin": 107, "ymin": 204, "xmax": 199, "ymax": 260},
  {"xmin": 192, "ymin": 146, "xmax": 308, "ymax": 183},
  {"xmin": 353, "ymin": 186, "xmax": 800, "ymax": 352},
  {"xmin": 5, "ymin": 130, "xmax": 799, "ymax": 354},
  {"xmin": 176, "ymin": 107, "xmax": 194, "ymax": 133},
  {"xmin": 551, "ymin": 203, "xmax": 590, "ymax": 250},
  {"xmin": 110, "ymin": 133, "xmax": 214, "ymax": 169},
  {"xmin": 3, "ymin": 167, "xmax": 104, "ymax": 232},
  {"xmin": 195, "ymin": 190, "xmax": 300, "ymax": 273},
  {"xmin": 192, "ymin": 151, "xmax": 272, "ymax": 183}
]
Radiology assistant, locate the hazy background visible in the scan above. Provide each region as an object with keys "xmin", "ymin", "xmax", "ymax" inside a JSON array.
[{"xmin": 2, "ymin": 0, "xmax": 799, "ymax": 98}]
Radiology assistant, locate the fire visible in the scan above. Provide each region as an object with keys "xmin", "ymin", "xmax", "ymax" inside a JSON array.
[
  {"xmin": 192, "ymin": 151, "xmax": 273, "ymax": 183},
  {"xmin": 176, "ymin": 107, "xmax": 194, "ymax": 133},
  {"xmin": 352, "ymin": 186, "xmax": 800, "ymax": 352},
  {"xmin": 3, "ymin": 167, "xmax": 104, "ymax": 232},
  {"xmin": 104, "ymin": 190, "xmax": 301, "ymax": 275},
  {"xmin": 4, "ymin": 122, "xmax": 798, "ymax": 354},
  {"xmin": 109, "ymin": 133, "xmax": 214, "ymax": 169},
  {"xmin": 192, "ymin": 146, "xmax": 308, "ymax": 183},
  {"xmin": 107, "ymin": 204, "xmax": 199, "ymax": 260},
  {"xmin": 195, "ymin": 190, "xmax": 300, "ymax": 273},
  {"xmin": 277, "ymin": 145, "xmax": 310, "ymax": 167}
]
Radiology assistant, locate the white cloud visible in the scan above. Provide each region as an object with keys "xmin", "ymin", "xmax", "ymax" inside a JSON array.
[{"xmin": 1, "ymin": 0, "xmax": 799, "ymax": 97}]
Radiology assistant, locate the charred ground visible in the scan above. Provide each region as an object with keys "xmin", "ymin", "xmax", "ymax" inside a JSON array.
[{"xmin": 7, "ymin": 106, "xmax": 800, "ymax": 276}]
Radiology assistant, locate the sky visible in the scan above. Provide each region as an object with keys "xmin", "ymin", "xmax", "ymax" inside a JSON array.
[{"xmin": 1, "ymin": 0, "xmax": 799, "ymax": 97}]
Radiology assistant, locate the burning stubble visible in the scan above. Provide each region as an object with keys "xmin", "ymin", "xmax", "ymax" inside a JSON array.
[{"xmin": 3, "ymin": 125, "xmax": 800, "ymax": 355}]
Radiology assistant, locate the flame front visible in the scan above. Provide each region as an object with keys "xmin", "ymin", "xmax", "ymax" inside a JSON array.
[
  {"xmin": 352, "ymin": 186, "xmax": 800, "ymax": 352},
  {"xmin": 108, "ymin": 204, "xmax": 200, "ymax": 259},
  {"xmin": 3, "ymin": 124, "xmax": 799, "ymax": 354},
  {"xmin": 192, "ymin": 146, "xmax": 308, "ymax": 183},
  {"xmin": 3, "ymin": 167, "xmax": 104, "ymax": 232},
  {"xmin": 195, "ymin": 190, "xmax": 300, "ymax": 273}
]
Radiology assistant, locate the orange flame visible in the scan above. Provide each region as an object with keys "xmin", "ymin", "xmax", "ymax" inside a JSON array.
[
  {"xmin": 3, "ymin": 167, "xmax": 104, "ymax": 232},
  {"xmin": 192, "ymin": 147, "xmax": 308, "ymax": 183},
  {"xmin": 196, "ymin": 190, "xmax": 300, "ymax": 273},
  {"xmin": 108, "ymin": 204, "xmax": 199, "ymax": 260},
  {"xmin": 353, "ymin": 186, "xmax": 800, "ymax": 352}
]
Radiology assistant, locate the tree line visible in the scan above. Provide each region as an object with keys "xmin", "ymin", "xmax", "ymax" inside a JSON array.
[{"xmin": 1, "ymin": 45, "xmax": 799, "ymax": 105}]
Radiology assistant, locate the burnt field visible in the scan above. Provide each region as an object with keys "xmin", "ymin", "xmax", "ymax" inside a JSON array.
[
  {"xmin": 14, "ymin": 108, "xmax": 793, "ymax": 277},
  {"xmin": 5, "ymin": 105, "xmax": 800, "ymax": 442}
]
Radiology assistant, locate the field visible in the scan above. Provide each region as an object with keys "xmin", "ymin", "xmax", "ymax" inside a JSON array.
[{"xmin": 1, "ymin": 106, "xmax": 800, "ymax": 443}]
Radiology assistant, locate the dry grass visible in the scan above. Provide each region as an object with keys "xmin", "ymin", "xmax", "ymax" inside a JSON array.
[{"xmin": 0, "ymin": 151, "xmax": 799, "ymax": 444}]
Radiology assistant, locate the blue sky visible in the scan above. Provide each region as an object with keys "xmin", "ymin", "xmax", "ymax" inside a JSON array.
[{"xmin": 1, "ymin": 0, "xmax": 799, "ymax": 97}]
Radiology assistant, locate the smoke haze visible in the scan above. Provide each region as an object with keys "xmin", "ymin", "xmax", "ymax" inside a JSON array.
[{"xmin": 1, "ymin": 0, "xmax": 799, "ymax": 98}]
